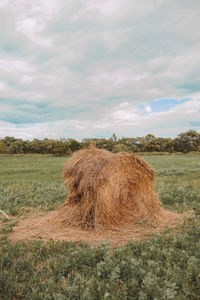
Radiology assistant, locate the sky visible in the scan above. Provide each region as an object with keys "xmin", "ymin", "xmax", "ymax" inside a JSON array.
[{"xmin": 0, "ymin": 0, "xmax": 200, "ymax": 140}]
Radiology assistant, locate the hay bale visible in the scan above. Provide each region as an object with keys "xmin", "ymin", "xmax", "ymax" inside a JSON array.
[{"xmin": 62, "ymin": 145, "xmax": 162, "ymax": 229}]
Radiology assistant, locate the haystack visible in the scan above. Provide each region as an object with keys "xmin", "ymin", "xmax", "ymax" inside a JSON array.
[{"xmin": 62, "ymin": 145, "xmax": 162, "ymax": 229}]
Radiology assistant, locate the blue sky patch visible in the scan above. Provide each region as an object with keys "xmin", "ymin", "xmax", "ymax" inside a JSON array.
[{"xmin": 139, "ymin": 98, "xmax": 191, "ymax": 113}]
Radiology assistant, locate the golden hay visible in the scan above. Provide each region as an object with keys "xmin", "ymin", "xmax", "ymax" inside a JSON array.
[{"xmin": 61, "ymin": 145, "xmax": 162, "ymax": 230}]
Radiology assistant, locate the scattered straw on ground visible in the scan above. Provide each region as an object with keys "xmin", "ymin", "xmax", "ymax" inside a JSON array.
[{"xmin": 10, "ymin": 208, "xmax": 190, "ymax": 246}]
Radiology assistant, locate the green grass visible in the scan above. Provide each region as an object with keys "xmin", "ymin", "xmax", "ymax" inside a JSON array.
[
  {"xmin": 0, "ymin": 156, "xmax": 68, "ymax": 216},
  {"xmin": 0, "ymin": 154, "xmax": 200, "ymax": 299}
]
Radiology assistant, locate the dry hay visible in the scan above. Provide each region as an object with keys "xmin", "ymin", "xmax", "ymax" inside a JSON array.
[
  {"xmin": 60, "ymin": 145, "xmax": 162, "ymax": 230},
  {"xmin": 10, "ymin": 209, "xmax": 190, "ymax": 246},
  {"xmin": 10, "ymin": 146, "xmax": 191, "ymax": 246}
]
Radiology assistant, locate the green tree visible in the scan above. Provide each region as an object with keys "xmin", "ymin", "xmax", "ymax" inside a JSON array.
[
  {"xmin": 2, "ymin": 136, "xmax": 16, "ymax": 147},
  {"xmin": 0, "ymin": 141, "xmax": 7, "ymax": 154},
  {"xmin": 117, "ymin": 137, "xmax": 139, "ymax": 152},
  {"xmin": 145, "ymin": 134, "xmax": 155, "ymax": 142},
  {"xmin": 145, "ymin": 137, "xmax": 174, "ymax": 152},
  {"xmin": 8, "ymin": 140, "xmax": 24, "ymax": 154},
  {"xmin": 53, "ymin": 141, "xmax": 72, "ymax": 156},
  {"xmin": 112, "ymin": 144, "xmax": 130, "ymax": 153},
  {"xmin": 67, "ymin": 139, "xmax": 81, "ymax": 152},
  {"xmin": 174, "ymin": 130, "xmax": 200, "ymax": 152}
]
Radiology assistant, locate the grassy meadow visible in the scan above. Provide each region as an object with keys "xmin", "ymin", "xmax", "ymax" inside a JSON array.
[{"xmin": 0, "ymin": 154, "xmax": 200, "ymax": 299}]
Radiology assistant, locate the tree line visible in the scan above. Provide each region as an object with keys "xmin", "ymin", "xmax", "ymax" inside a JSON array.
[{"xmin": 0, "ymin": 130, "xmax": 200, "ymax": 155}]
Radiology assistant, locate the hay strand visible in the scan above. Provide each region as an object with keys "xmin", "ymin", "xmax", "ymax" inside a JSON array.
[{"xmin": 0, "ymin": 209, "xmax": 10, "ymax": 220}]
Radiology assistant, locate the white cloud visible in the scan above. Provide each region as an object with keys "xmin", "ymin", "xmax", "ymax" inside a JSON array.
[
  {"xmin": 87, "ymin": 0, "xmax": 122, "ymax": 17},
  {"xmin": 0, "ymin": 121, "xmax": 62, "ymax": 140},
  {"xmin": 21, "ymin": 75, "xmax": 34, "ymax": 83},
  {"xmin": 0, "ymin": 58, "xmax": 33, "ymax": 73},
  {"xmin": 0, "ymin": 82, "xmax": 6, "ymax": 90},
  {"xmin": 0, "ymin": 0, "xmax": 200, "ymax": 139},
  {"xmin": 0, "ymin": 0, "xmax": 7, "ymax": 9},
  {"xmin": 107, "ymin": 102, "xmax": 139, "ymax": 122},
  {"xmin": 16, "ymin": 18, "xmax": 52, "ymax": 47},
  {"xmin": 145, "ymin": 105, "xmax": 152, "ymax": 113},
  {"xmin": 1, "ymin": 97, "xmax": 199, "ymax": 140},
  {"xmin": 6, "ymin": 0, "xmax": 61, "ymax": 46}
]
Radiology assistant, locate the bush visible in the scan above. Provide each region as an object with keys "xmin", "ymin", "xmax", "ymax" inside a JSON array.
[{"xmin": 112, "ymin": 144, "xmax": 130, "ymax": 153}]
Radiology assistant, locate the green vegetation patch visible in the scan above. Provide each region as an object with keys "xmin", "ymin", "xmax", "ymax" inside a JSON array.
[
  {"xmin": 0, "ymin": 156, "xmax": 67, "ymax": 216},
  {"xmin": 0, "ymin": 221, "xmax": 199, "ymax": 299},
  {"xmin": 0, "ymin": 154, "xmax": 200, "ymax": 299}
]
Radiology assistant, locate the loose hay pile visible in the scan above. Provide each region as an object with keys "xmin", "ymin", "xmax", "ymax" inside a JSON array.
[
  {"xmin": 61, "ymin": 145, "xmax": 162, "ymax": 230},
  {"xmin": 11, "ymin": 146, "xmax": 190, "ymax": 245}
]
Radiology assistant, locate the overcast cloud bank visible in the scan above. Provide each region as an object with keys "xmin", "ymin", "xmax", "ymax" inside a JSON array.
[{"xmin": 0, "ymin": 0, "xmax": 200, "ymax": 139}]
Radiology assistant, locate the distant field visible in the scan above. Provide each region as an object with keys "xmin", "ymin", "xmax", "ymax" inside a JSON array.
[{"xmin": 0, "ymin": 154, "xmax": 200, "ymax": 299}]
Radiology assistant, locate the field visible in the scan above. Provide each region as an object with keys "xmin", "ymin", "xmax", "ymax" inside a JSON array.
[{"xmin": 0, "ymin": 154, "xmax": 200, "ymax": 299}]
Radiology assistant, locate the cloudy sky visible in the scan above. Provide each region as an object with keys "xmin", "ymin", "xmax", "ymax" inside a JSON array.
[{"xmin": 0, "ymin": 0, "xmax": 200, "ymax": 140}]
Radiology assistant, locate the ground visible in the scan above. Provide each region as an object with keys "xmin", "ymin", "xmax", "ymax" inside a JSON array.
[{"xmin": 0, "ymin": 154, "xmax": 200, "ymax": 299}]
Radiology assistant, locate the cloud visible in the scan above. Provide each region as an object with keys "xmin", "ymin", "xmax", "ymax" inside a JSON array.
[
  {"xmin": 0, "ymin": 0, "xmax": 200, "ymax": 139},
  {"xmin": 145, "ymin": 105, "xmax": 152, "ymax": 113},
  {"xmin": 1, "ymin": 96, "xmax": 199, "ymax": 140},
  {"xmin": 87, "ymin": 0, "xmax": 122, "ymax": 17},
  {"xmin": 0, "ymin": 58, "xmax": 33, "ymax": 73}
]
